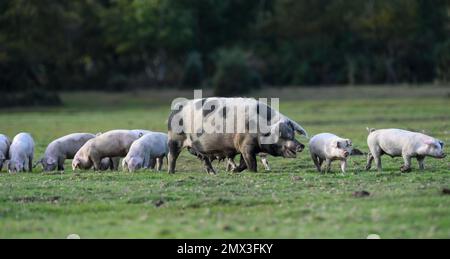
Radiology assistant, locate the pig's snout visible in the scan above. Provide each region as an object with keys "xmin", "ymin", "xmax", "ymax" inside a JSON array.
[{"xmin": 296, "ymin": 143, "xmax": 305, "ymax": 152}]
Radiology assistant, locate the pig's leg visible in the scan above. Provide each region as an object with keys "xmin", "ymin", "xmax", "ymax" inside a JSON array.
[
  {"xmin": 149, "ymin": 157, "xmax": 156, "ymax": 169},
  {"xmin": 23, "ymin": 159, "xmax": 29, "ymax": 172},
  {"xmin": 417, "ymin": 156, "xmax": 425, "ymax": 171},
  {"xmin": 369, "ymin": 147, "xmax": 383, "ymax": 172},
  {"xmin": 365, "ymin": 153, "xmax": 374, "ymax": 171},
  {"xmin": 226, "ymin": 158, "xmax": 236, "ymax": 172},
  {"xmin": 233, "ymin": 155, "xmax": 248, "ymax": 173},
  {"xmin": 242, "ymin": 150, "xmax": 257, "ymax": 172},
  {"xmin": 324, "ymin": 159, "xmax": 332, "ymax": 173},
  {"xmin": 111, "ymin": 158, "xmax": 120, "ymax": 171},
  {"xmin": 91, "ymin": 156, "xmax": 102, "ymax": 172},
  {"xmin": 142, "ymin": 156, "xmax": 149, "ymax": 169},
  {"xmin": 260, "ymin": 155, "xmax": 271, "ymax": 171},
  {"xmin": 28, "ymin": 157, "xmax": 33, "ymax": 172},
  {"xmin": 318, "ymin": 157, "xmax": 324, "ymax": 167},
  {"xmin": 368, "ymin": 147, "xmax": 383, "ymax": 172},
  {"xmin": 58, "ymin": 157, "xmax": 65, "ymax": 171},
  {"xmin": 0, "ymin": 161, "xmax": 3, "ymax": 171},
  {"xmin": 340, "ymin": 159, "xmax": 347, "ymax": 173},
  {"xmin": 168, "ymin": 139, "xmax": 183, "ymax": 174},
  {"xmin": 156, "ymin": 157, "xmax": 163, "ymax": 171},
  {"xmin": 311, "ymin": 153, "xmax": 321, "ymax": 172},
  {"xmin": 122, "ymin": 159, "xmax": 129, "ymax": 172},
  {"xmin": 400, "ymin": 154, "xmax": 412, "ymax": 173},
  {"xmin": 374, "ymin": 155, "xmax": 382, "ymax": 172},
  {"xmin": 203, "ymin": 158, "xmax": 216, "ymax": 174}
]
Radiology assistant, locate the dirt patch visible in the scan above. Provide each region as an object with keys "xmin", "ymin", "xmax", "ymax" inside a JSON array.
[
  {"xmin": 353, "ymin": 191, "xmax": 370, "ymax": 198},
  {"xmin": 14, "ymin": 196, "xmax": 61, "ymax": 204},
  {"xmin": 153, "ymin": 199, "xmax": 165, "ymax": 207},
  {"xmin": 291, "ymin": 176, "xmax": 303, "ymax": 182}
]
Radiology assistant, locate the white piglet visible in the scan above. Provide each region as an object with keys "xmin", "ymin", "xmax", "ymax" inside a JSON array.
[
  {"xmin": 35, "ymin": 133, "xmax": 97, "ymax": 171},
  {"xmin": 0, "ymin": 134, "xmax": 11, "ymax": 171},
  {"xmin": 366, "ymin": 128, "xmax": 446, "ymax": 172},
  {"xmin": 122, "ymin": 132, "xmax": 168, "ymax": 172},
  {"xmin": 8, "ymin": 133, "xmax": 35, "ymax": 173},
  {"xmin": 309, "ymin": 133, "xmax": 361, "ymax": 173},
  {"xmin": 72, "ymin": 129, "xmax": 144, "ymax": 171}
]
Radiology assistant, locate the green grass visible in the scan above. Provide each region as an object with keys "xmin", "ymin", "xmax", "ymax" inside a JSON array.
[{"xmin": 0, "ymin": 86, "xmax": 449, "ymax": 238}]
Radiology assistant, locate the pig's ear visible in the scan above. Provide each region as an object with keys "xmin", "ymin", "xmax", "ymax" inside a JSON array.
[
  {"xmin": 424, "ymin": 139, "xmax": 435, "ymax": 146},
  {"xmin": 334, "ymin": 140, "xmax": 341, "ymax": 149},
  {"xmin": 266, "ymin": 122, "xmax": 281, "ymax": 139},
  {"xmin": 438, "ymin": 141, "xmax": 444, "ymax": 149},
  {"xmin": 46, "ymin": 157, "xmax": 57, "ymax": 165},
  {"xmin": 286, "ymin": 119, "xmax": 308, "ymax": 138},
  {"xmin": 95, "ymin": 132, "xmax": 102, "ymax": 136},
  {"xmin": 366, "ymin": 127, "xmax": 376, "ymax": 133}
]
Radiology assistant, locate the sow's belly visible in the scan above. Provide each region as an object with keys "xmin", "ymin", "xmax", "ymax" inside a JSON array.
[
  {"xmin": 379, "ymin": 143, "xmax": 403, "ymax": 157},
  {"xmin": 189, "ymin": 133, "xmax": 238, "ymax": 157}
]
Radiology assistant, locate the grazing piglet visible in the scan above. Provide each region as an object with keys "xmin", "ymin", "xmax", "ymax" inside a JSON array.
[
  {"xmin": 122, "ymin": 132, "xmax": 168, "ymax": 172},
  {"xmin": 72, "ymin": 130, "xmax": 144, "ymax": 171},
  {"xmin": 0, "ymin": 134, "xmax": 11, "ymax": 171},
  {"xmin": 309, "ymin": 133, "xmax": 360, "ymax": 173},
  {"xmin": 366, "ymin": 128, "xmax": 446, "ymax": 172},
  {"xmin": 35, "ymin": 133, "xmax": 97, "ymax": 171},
  {"xmin": 8, "ymin": 133, "xmax": 35, "ymax": 173}
]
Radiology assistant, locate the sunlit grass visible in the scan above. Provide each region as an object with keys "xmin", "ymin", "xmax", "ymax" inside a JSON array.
[{"xmin": 0, "ymin": 87, "xmax": 449, "ymax": 238}]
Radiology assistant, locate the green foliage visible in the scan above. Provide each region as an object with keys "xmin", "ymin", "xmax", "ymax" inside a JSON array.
[
  {"xmin": 0, "ymin": 0, "xmax": 449, "ymax": 93},
  {"xmin": 213, "ymin": 48, "xmax": 261, "ymax": 96},
  {"xmin": 435, "ymin": 41, "xmax": 450, "ymax": 82}
]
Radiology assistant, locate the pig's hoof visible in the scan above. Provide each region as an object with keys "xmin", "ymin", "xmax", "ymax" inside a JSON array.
[
  {"xmin": 232, "ymin": 168, "xmax": 243, "ymax": 173},
  {"xmin": 365, "ymin": 165, "xmax": 371, "ymax": 171},
  {"xmin": 206, "ymin": 169, "xmax": 216, "ymax": 175},
  {"xmin": 400, "ymin": 166, "xmax": 412, "ymax": 173}
]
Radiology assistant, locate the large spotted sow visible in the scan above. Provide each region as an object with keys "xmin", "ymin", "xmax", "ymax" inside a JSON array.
[{"xmin": 167, "ymin": 97, "xmax": 308, "ymax": 174}]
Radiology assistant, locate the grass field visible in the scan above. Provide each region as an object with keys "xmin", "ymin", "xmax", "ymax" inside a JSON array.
[{"xmin": 0, "ymin": 86, "xmax": 449, "ymax": 238}]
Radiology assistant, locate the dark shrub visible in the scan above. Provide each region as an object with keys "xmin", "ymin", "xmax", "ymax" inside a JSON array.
[
  {"xmin": 213, "ymin": 48, "xmax": 261, "ymax": 97},
  {"xmin": 435, "ymin": 41, "xmax": 450, "ymax": 83},
  {"xmin": 182, "ymin": 51, "xmax": 204, "ymax": 88},
  {"xmin": 1, "ymin": 90, "xmax": 62, "ymax": 108},
  {"xmin": 107, "ymin": 74, "xmax": 128, "ymax": 91}
]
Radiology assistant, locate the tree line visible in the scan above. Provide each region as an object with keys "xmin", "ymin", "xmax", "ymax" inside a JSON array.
[{"xmin": 0, "ymin": 0, "xmax": 449, "ymax": 97}]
